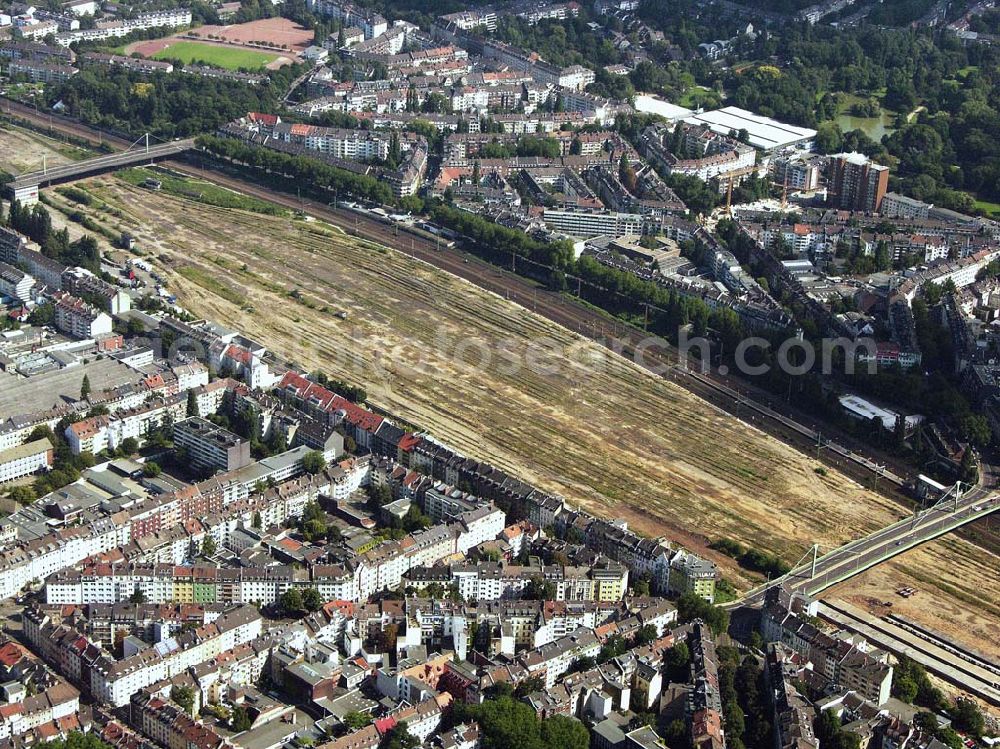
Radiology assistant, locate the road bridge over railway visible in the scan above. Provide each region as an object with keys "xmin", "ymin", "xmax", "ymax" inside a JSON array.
[
  {"xmin": 6, "ymin": 134, "xmax": 194, "ymax": 205},
  {"xmin": 732, "ymin": 482, "xmax": 998, "ymax": 608}
]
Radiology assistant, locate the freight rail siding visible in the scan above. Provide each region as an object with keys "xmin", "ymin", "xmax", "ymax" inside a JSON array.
[
  {"xmin": 884, "ymin": 614, "xmax": 1000, "ymax": 679},
  {"xmin": 819, "ymin": 599, "xmax": 1000, "ymax": 706},
  {"xmin": 0, "ymin": 100, "xmax": 936, "ymax": 498}
]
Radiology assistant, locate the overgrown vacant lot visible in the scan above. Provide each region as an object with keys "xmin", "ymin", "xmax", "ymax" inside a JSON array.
[
  {"xmin": 0, "ymin": 123, "xmax": 90, "ymax": 175},
  {"xmin": 60, "ymin": 173, "xmax": 1000, "ymax": 660}
]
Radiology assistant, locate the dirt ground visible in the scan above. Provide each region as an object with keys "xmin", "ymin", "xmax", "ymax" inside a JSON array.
[
  {"xmin": 828, "ymin": 530, "xmax": 1000, "ymax": 661},
  {"xmin": 189, "ymin": 18, "xmax": 316, "ymax": 53},
  {"xmin": 126, "ymin": 38, "xmax": 174, "ymax": 57},
  {"xmin": 54, "ymin": 173, "xmax": 1000, "ymax": 664},
  {"xmin": 0, "ymin": 123, "xmax": 89, "ymax": 175}
]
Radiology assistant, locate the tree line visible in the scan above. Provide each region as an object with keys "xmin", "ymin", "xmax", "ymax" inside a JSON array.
[
  {"xmin": 5, "ymin": 199, "xmax": 101, "ymax": 274},
  {"xmin": 197, "ymin": 134, "xmax": 396, "ymax": 205}
]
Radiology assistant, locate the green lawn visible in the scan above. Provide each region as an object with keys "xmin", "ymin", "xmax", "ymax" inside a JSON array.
[
  {"xmin": 117, "ymin": 167, "xmax": 287, "ymax": 215},
  {"xmin": 678, "ymin": 86, "xmax": 721, "ymax": 110},
  {"xmin": 151, "ymin": 41, "xmax": 278, "ymax": 70},
  {"xmin": 974, "ymin": 198, "xmax": 1000, "ymax": 218}
]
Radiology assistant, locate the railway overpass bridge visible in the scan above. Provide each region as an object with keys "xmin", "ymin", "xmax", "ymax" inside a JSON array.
[
  {"xmin": 6, "ymin": 134, "xmax": 195, "ymax": 205},
  {"xmin": 731, "ymin": 482, "xmax": 999, "ymax": 608}
]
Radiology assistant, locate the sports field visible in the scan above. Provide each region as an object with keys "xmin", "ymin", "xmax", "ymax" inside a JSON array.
[{"xmin": 151, "ymin": 41, "xmax": 278, "ymax": 70}]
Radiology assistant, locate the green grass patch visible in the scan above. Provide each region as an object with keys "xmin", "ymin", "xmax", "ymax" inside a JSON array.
[
  {"xmin": 150, "ymin": 40, "xmax": 278, "ymax": 70},
  {"xmin": 974, "ymin": 198, "xmax": 1000, "ymax": 218},
  {"xmin": 176, "ymin": 266, "xmax": 245, "ymax": 306},
  {"xmin": 678, "ymin": 86, "xmax": 721, "ymax": 110},
  {"xmin": 117, "ymin": 167, "xmax": 286, "ymax": 215}
]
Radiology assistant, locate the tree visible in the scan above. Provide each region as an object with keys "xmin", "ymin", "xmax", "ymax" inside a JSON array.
[
  {"xmin": 376, "ymin": 622, "xmax": 399, "ymax": 653},
  {"xmin": 302, "ymin": 587, "xmax": 323, "ymax": 611},
  {"xmin": 666, "ymin": 641, "xmax": 690, "ymax": 680},
  {"xmin": 303, "ymin": 518, "xmax": 327, "ymax": 542},
  {"xmin": 893, "ymin": 676, "xmax": 918, "ymax": 703},
  {"xmin": 170, "ymin": 685, "xmax": 195, "ymax": 715},
  {"xmin": 633, "ymin": 574, "xmax": 651, "ymax": 597},
  {"xmin": 230, "ymin": 704, "xmax": 252, "ymax": 732},
  {"xmin": 252, "ymin": 510, "xmax": 262, "ymax": 529},
  {"xmin": 343, "ymin": 712, "xmax": 370, "ymax": 731},
  {"xmin": 381, "ymin": 722, "xmax": 418, "ymax": 749},
  {"xmin": 302, "ymin": 450, "xmax": 326, "ymax": 474},
  {"xmin": 950, "ymin": 699, "xmax": 984, "ymax": 738},
  {"xmin": 814, "ymin": 710, "xmax": 860, "ymax": 749},
  {"xmin": 80, "ymin": 374, "xmax": 91, "ymax": 400},
  {"xmin": 7, "ymin": 485, "xmax": 36, "ymax": 505},
  {"xmin": 618, "ymin": 152, "xmax": 637, "ymax": 193},
  {"xmin": 201, "ymin": 535, "xmax": 217, "ymax": 557},
  {"xmin": 539, "ymin": 715, "xmax": 589, "ymax": 749},
  {"xmin": 120, "ymin": 437, "xmax": 138, "ymax": 455},
  {"xmin": 676, "ymin": 592, "xmax": 730, "ymax": 635},
  {"xmin": 514, "ymin": 674, "xmax": 546, "ymax": 698},
  {"xmin": 633, "ymin": 623, "xmax": 659, "ymax": 647},
  {"xmin": 366, "ymin": 482, "xmax": 393, "ymax": 510},
  {"xmin": 27, "ymin": 302, "xmax": 54, "ymax": 326},
  {"xmin": 186, "ymin": 389, "xmax": 200, "ymax": 418},
  {"xmin": 281, "ymin": 588, "xmax": 304, "ymax": 614},
  {"xmin": 129, "ymin": 589, "xmax": 147, "ymax": 604},
  {"xmin": 143, "ymin": 461, "xmax": 161, "ymax": 478},
  {"xmin": 523, "ymin": 577, "xmax": 556, "ymax": 600}
]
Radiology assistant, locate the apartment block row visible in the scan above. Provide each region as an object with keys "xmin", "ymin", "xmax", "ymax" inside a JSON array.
[
  {"xmin": 51, "ymin": 8, "xmax": 192, "ymax": 46},
  {"xmin": 761, "ymin": 602, "xmax": 894, "ymax": 705},
  {"xmin": 24, "ymin": 603, "xmax": 262, "ymax": 706}
]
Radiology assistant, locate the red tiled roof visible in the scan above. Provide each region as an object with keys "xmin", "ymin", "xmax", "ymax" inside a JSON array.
[
  {"xmin": 0, "ymin": 642, "xmax": 25, "ymax": 668},
  {"xmin": 277, "ymin": 372, "xmax": 383, "ymax": 433},
  {"xmin": 249, "ymin": 112, "xmax": 279, "ymax": 126},
  {"xmin": 224, "ymin": 344, "xmax": 253, "ymax": 366},
  {"xmin": 397, "ymin": 433, "xmax": 421, "ymax": 452}
]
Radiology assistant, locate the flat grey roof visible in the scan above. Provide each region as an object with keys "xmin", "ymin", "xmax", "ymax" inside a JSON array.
[{"xmin": 0, "ymin": 358, "xmax": 145, "ymax": 418}]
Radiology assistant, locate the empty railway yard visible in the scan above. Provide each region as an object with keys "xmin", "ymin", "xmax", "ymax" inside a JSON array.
[{"xmin": 2, "ymin": 103, "xmax": 999, "ymax": 663}]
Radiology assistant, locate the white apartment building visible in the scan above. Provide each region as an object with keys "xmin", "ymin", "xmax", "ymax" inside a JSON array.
[
  {"xmin": 0, "ymin": 438, "xmax": 52, "ymax": 483},
  {"xmin": 52, "ymin": 292, "xmax": 113, "ymax": 339},
  {"xmin": 0, "ymin": 261, "xmax": 34, "ymax": 302},
  {"xmin": 543, "ymin": 209, "xmax": 644, "ymax": 238},
  {"xmin": 272, "ymin": 123, "xmax": 390, "ymax": 160},
  {"xmin": 84, "ymin": 605, "xmax": 262, "ymax": 706},
  {"xmin": 53, "ymin": 8, "xmax": 191, "ymax": 46},
  {"xmin": 558, "ymin": 64, "xmax": 595, "ymax": 91}
]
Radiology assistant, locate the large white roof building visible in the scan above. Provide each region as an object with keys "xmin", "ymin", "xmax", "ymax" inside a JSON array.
[{"xmin": 682, "ymin": 106, "xmax": 817, "ymax": 152}]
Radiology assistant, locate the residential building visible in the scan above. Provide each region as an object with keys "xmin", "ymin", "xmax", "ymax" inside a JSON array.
[
  {"xmin": 0, "ymin": 437, "xmax": 53, "ymax": 483},
  {"xmin": 668, "ymin": 551, "xmax": 719, "ymax": 603},
  {"xmin": 0, "ymin": 261, "xmax": 34, "ymax": 302},
  {"xmin": 52, "ymin": 292, "xmax": 113, "ymax": 339},
  {"xmin": 828, "ymin": 153, "xmax": 889, "ymax": 214},
  {"xmin": 172, "ymin": 416, "xmax": 252, "ymax": 473}
]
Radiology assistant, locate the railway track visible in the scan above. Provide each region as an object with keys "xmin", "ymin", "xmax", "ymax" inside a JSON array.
[
  {"xmin": 884, "ymin": 613, "xmax": 1000, "ymax": 678},
  {"xmin": 819, "ymin": 599, "xmax": 1000, "ymax": 705},
  {"xmin": 0, "ymin": 99, "xmax": 918, "ymax": 498}
]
